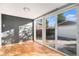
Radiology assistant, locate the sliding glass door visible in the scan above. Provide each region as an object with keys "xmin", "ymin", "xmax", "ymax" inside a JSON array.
[
  {"xmin": 35, "ymin": 4, "xmax": 78, "ymax": 56},
  {"xmin": 57, "ymin": 9, "xmax": 77, "ymax": 55},
  {"xmin": 36, "ymin": 19, "xmax": 43, "ymax": 43},
  {"xmin": 46, "ymin": 16, "xmax": 57, "ymax": 48}
]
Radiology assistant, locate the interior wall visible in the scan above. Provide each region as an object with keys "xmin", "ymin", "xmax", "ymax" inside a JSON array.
[
  {"xmin": 0, "ymin": 13, "xmax": 1, "ymax": 46},
  {"xmin": 2, "ymin": 14, "xmax": 33, "ymax": 32},
  {"xmin": 1, "ymin": 14, "xmax": 33, "ymax": 45}
]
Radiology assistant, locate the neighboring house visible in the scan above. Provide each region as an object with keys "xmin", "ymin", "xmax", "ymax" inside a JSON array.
[{"xmin": 58, "ymin": 21, "xmax": 77, "ymax": 39}]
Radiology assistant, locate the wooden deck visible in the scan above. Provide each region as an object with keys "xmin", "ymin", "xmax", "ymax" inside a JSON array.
[{"xmin": 0, "ymin": 40, "xmax": 63, "ymax": 56}]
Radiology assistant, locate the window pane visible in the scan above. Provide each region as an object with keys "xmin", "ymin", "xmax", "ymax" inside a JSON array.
[
  {"xmin": 57, "ymin": 9, "xmax": 77, "ymax": 56},
  {"xmin": 46, "ymin": 16, "xmax": 57, "ymax": 48},
  {"xmin": 36, "ymin": 19, "xmax": 43, "ymax": 43}
]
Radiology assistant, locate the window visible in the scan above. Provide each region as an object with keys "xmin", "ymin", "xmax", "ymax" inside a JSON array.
[
  {"xmin": 36, "ymin": 19, "xmax": 43, "ymax": 43},
  {"xmin": 57, "ymin": 9, "xmax": 77, "ymax": 56},
  {"xmin": 46, "ymin": 16, "xmax": 57, "ymax": 48}
]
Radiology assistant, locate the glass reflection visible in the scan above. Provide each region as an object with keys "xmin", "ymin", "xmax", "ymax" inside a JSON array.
[
  {"xmin": 46, "ymin": 16, "xmax": 56, "ymax": 48},
  {"xmin": 36, "ymin": 19, "xmax": 42, "ymax": 43},
  {"xmin": 57, "ymin": 9, "xmax": 77, "ymax": 55}
]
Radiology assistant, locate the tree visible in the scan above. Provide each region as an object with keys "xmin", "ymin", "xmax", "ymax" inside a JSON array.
[
  {"xmin": 46, "ymin": 19, "xmax": 49, "ymax": 28},
  {"xmin": 58, "ymin": 13, "xmax": 65, "ymax": 24}
]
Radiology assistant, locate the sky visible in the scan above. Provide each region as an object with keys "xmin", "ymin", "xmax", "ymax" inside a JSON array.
[
  {"xmin": 48, "ymin": 9, "xmax": 77, "ymax": 27},
  {"xmin": 47, "ymin": 16, "xmax": 57, "ymax": 27},
  {"xmin": 64, "ymin": 9, "xmax": 77, "ymax": 21}
]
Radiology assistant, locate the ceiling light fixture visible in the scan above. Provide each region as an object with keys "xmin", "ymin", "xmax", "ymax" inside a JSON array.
[{"xmin": 23, "ymin": 7, "xmax": 30, "ymax": 12}]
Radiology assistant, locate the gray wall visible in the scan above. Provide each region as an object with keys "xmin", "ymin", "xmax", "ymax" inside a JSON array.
[
  {"xmin": 2, "ymin": 14, "xmax": 33, "ymax": 32},
  {"xmin": 2, "ymin": 14, "xmax": 33, "ymax": 45}
]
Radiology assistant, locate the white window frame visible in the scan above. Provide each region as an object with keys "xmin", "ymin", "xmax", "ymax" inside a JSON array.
[{"xmin": 34, "ymin": 4, "xmax": 79, "ymax": 56}]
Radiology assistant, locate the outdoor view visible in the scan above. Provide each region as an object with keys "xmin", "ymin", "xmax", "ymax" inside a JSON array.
[
  {"xmin": 57, "ymin": 9, "xmax": 77, "ymax": 55},
  {"xmin": 35, "ymin": 9, "xmax": 77, "ymax": 56},
  {"xmin": 46, "ymin": 16, "xmax": 56, "ymax": 48}
]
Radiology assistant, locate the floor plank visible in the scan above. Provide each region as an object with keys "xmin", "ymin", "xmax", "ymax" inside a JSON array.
[{"xmin": 0, "ymin": 40, "xmax": 63, "ymax": 56}]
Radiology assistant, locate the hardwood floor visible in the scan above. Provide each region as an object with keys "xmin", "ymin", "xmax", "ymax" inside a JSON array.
[{"xmin": 0, "ymin": 40, "xmax": 63, "ymax": 56}]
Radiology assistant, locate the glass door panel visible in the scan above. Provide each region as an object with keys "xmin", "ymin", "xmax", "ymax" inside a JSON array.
[
  {"xmin": 46, "ymin": 16, "xmax": 57, "ymax": 48},
  {"xmin": 36, "ymin": 19, "xmax": 43, "ymax": 43},
  {"xmin": 57, "ymin": 9, "xmax": 77, "ymax": 56}
]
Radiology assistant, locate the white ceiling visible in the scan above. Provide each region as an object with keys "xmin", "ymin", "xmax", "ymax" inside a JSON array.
[{"xmin": 0, "ymin": 3, "xmax": 67, "ymax": 19}]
